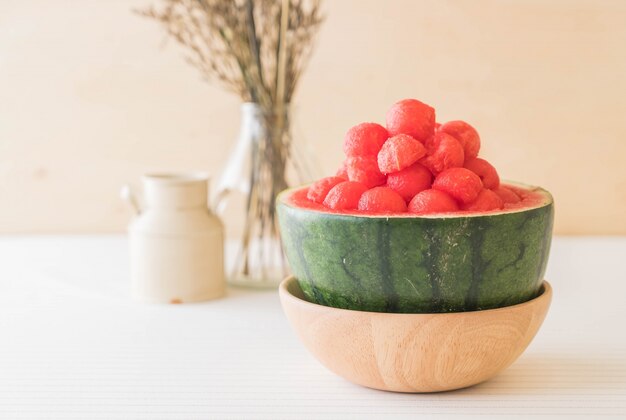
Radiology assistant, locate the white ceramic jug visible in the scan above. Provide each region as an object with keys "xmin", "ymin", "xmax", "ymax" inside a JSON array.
[{"xmin": 122, "ymin": 173, "xmax": 225, "ymax": 303}]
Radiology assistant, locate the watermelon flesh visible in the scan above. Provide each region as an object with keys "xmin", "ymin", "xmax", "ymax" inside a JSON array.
[
  {"xmin": 385, "ymin": 99, "xmax": 436, "ymax": 142},
  {"xmin": 408, "ymin": 189, "xmax": 459, "ymax": 214},
  {"xmin": 306, "ymin": 176, "xmax": 346, "ymax": 204},
  {"xmin": 464, "ymin": 158, "xmax": 500, "ymax": 190},
  {"xmin": 461, "ymin": 188, "xmax": 504, "ymax": 212},
  {"xmin": 386, "ymin": 163, "xmax": 432, "ymax": 202},
  {"xmin": 377, "ymin": 134, "xmax": 427, "ymax": 174},
  {"xmin": 290, "ymin": 182, "xmax": 548, "ymax": 217},
  {"xmin": 439, "ymin": 120, "xmax": 481, "ymax": 160},
  {"xmin": 343, "ymin": 122, "xmax": 389, "ymax": 157},
  {"xmin": 307, "ymin": 98, "xmax": 535, "ymax": 215},
  {"xmin": 420, "ymin": 132, "xmax": 465, "ymax": 175},
  {"xmin": 323, "ymin": 181, "xmax": 368, "ymax": 210},
  {"xmin": 357, "ymin": 187, "xmax": 408, "ymax": 213}
]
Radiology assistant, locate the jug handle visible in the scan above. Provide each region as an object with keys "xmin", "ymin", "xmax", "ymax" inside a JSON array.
[
  {"xmin": 120, "ymin": 184, "xmax": 142, "ymax": 215},
  {"xmin": 210, "ymin": 186, "xmax": 231, "ymax": 216}
]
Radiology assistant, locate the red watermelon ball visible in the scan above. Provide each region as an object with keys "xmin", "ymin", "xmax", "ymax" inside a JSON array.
[
  {"xmin": 493, "ymin": 186, "xmax": 521, "ymax": 204},
  {"xmin": 386, "ymin": 163, "xmax": 432, "ymax": 202},
  {"xmin": 408, "ymin": 189, "xmax": 460, "ymax": 214},
  {"xmin": 357, "ymin": 187, "xmax": 407, "ymax": 213},
  {"xmin": 432, "ymin": 167, "xmax": 483, "ymax": 204},
  {"xmin": 461, "ymin": 188, "xmax": 504, "ymax": 212},
  {"xmin": 420, "ymin": 132, "xmax": 465, "ymax": 174},
  {"xmin": 464, "ymin": 157, "xmax": 500, "ymax": 189},
  {"xmin": 439, "ymin": 120, "xmax": 481, "ymax": 160},
  {"xmin": 323, "ymin": 181, "xmax": 368, "ymax": 210},
  {"xmin": 343, "ymin": 122, "xmax": 389, "ymax": 157},
  {"xmin": 385, "ymin": 99, "xmax": 436, "ymax": 142},
  {"xmin": 346, "ymin": 156, "xmax": 387, "ymax": 188},
  {"xmin": 307, "ymin": 176, "xmax": 346, "ymax": 204},
  {"xmin": 377, "ymin": 134, "xmax": 427, "ymax": 174}
]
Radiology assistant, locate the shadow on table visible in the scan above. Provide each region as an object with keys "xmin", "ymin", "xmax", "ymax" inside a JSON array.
[{"xmin": 462, "ymin": 352, "xmax": 626, "ymax": 395}]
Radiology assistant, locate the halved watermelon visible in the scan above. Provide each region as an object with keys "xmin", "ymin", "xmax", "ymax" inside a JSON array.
[{"xmin": 278, "ymin": 182, "xmax": 553, "ymax": 313}]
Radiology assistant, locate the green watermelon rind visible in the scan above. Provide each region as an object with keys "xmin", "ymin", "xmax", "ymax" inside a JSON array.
[{"xmin": 277, "ymin": 183, "xmax": 554, "ymax": 313}]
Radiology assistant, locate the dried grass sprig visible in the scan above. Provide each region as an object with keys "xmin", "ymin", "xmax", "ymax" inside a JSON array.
[{"xmin": 137, "ymin": 0, "xmax": 323, "ymax": 111}]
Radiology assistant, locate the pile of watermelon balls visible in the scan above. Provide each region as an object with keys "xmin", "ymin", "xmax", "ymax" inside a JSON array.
[{"xmin": 307, "ymin": 99, "xmax": 523, "ymax": 214}]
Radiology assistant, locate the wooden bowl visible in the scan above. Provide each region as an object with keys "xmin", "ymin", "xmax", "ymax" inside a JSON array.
[{"xmin": 279, "ymin": 276, "xmax": 552, "ymax": 393}]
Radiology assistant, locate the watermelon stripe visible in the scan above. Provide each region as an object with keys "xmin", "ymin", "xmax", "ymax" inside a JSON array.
[
  {"xmin": 378, "ymin": 223, "xmax": 399, "ymax": 312},
  {"xmin": 496, "ymin": 243, "xmax": 526, "ymax": 277},
  {"xmin": 536, "ymin": 211, "xmax": 555, "ymax": 285},
  {"xmin": 424, "ymin": 226, "xmax": 442, "ymax": 312},
  {"xmin": 293, "ymin": 228, "xmax": 328, "ymax": 306},
  {"xmin": 339, "ymin": 255, "xmax": 363, "ymax": 287},
  {"xmin": 466, "ymin": 222, "xmax": 487, "ymax": 310}
]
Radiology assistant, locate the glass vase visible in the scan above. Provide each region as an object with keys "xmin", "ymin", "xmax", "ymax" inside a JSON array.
[{"xmin": 215, "ymin": 103, "xmax": 315, "ymax": 288}]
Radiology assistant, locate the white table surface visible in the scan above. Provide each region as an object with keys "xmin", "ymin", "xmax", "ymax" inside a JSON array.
[{"xmin": 0, "ymin": 236, "xmax": 625, "ymax": 419}]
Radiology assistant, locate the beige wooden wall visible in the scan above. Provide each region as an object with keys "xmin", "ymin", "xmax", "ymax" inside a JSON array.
[{"xmin": 1, "ymin": 0, "xmax": 625, "ymax": 235}]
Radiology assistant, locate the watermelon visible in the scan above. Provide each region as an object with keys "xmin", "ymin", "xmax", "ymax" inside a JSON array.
[
  {"xmin": 461, "ymin": 188, "xmax": 504, "ymax": 212},
  {"xmin": 386, "ymin": 99, "xmax": 436, "ymax": 142},
  {"xmin": 358, "ymin": 187, "xmax": 407, "ymax": 213},
  {"xmin": 346, "ymin": 156, "xmax": 386, "ymax": 188},
  {"xmin": 306, "ymin": 176, "xmax": 346, "ymax": 204},
  {"xmin": 420, "ymin": 132, "xmax": 465, "ymax": 174},
  {"xmin": 377, "ymin": 134, "xmax": 426, "ymax": 174},
  {"xmin": 343, "ymin": 122, "xmax": 389, "ymax": 157},
  {"xmin": 432, "ymin": 167, "xmax": 483, "ymax": 204},
  {"xmin": 387, "ymin": 163, "xmax": 432, "ymax": 202},
  {"xmin": 494, "ymin": 186, "xmax": 521, "ymax": 204},
  {"xmin": 408, "ymin": 189, "xmax": 459, "ymax": 214},
  {"xmin": 439, "ymin": 120, "xmax": 481, "ymax": 160},
  {"xmin": 323, "ymin": 181, "xmax": 368, "ymax": 210},
  {"xmin": 464, "ymin": 158, "xmax": 500, "ymax": 189},
  {"xmin": 277, "ymin": 182, "xmax": 554, "ymax": 313}
]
